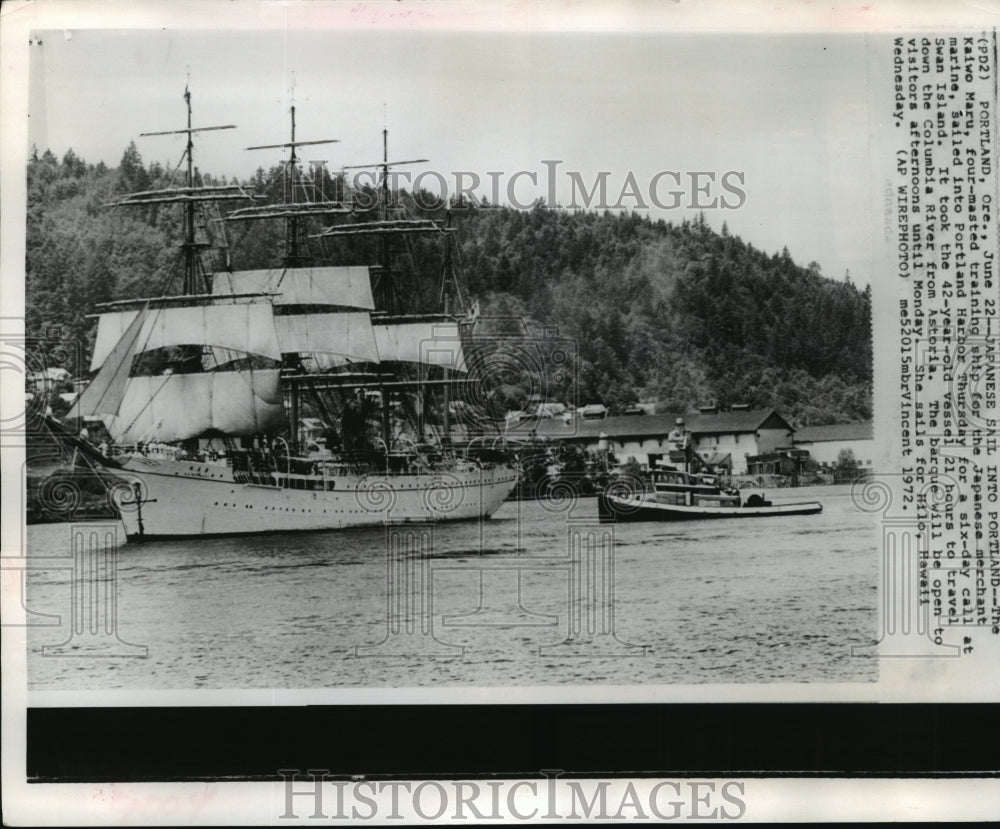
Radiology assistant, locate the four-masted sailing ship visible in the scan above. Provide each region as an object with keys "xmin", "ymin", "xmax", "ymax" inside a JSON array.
[{"xmin": 67, "ymin": 90, "xmax": 517, "ymax": 539}]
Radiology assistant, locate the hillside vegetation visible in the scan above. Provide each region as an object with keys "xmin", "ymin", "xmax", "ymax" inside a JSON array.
[{"xmin": 26, "ymin": 145, "xmax": 872, "ymax": 425}]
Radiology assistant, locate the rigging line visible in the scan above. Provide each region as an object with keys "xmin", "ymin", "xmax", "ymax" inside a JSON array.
[
  {"xmin": 161, "ymin": 145, "xmax": 191, "ymax": 191},
  {"xmin": 230, "ymin": 219, "xmax": 255, "ymax": 259},
  {"xmin": 152, "ymin": 244, "xmax": 183, "ymax": 297},
  {"xmin": 118, "ymin": 371, "xmax": 176, "ymax": 440},
  {"xmin": 226, "ymin": 348, "xmax": 273, "ymax": 404},
  {"xmin": 88, "ymin": 307, "xmax": 148, "ymax": 417},
  {"xmin": 56, "ymin": 418, "xmax": 121, "ymax": 496},
  {"xmin": 109, "ymin": 302, "xmax": 168, "ymax": 426},
  {"xmin": 238, "ymin": 305, "xmax": 261, "ymax": 435},
  {"xmin": 88, "ymin": 295, "xmax": 163, "ymax": 420},
  {"xmin": 451, "ymin": 232, "xmax": 469, "ymax": 313},
  {"xmin": 115, "ymin": 257, "xmax": 173, "ymax": 303},
  {"xmin": 275, "ymin": 263, "xmax": 290, "ymax": 292}
]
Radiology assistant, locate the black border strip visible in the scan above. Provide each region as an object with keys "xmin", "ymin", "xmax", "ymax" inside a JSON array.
[{"xmin": 27, "ymin": 704, "xmax": 1000, "ymax": 782}]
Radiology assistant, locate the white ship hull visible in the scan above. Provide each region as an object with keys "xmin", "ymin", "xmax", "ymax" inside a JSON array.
[{"xmin": 116, "ymin": 457, "xmax": 517, "ymax": 539}]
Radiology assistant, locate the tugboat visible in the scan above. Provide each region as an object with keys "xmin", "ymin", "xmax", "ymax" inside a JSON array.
[{"xmin": 598, "ymin": 417, "xmax": 822, "ymax": 522}]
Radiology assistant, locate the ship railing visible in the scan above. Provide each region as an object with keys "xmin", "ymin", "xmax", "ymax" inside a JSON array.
[
  {"xmin": 226, "ymin": 443, "xmax": 509, "ymax": 487},
  {"xmin": 730, "ymin": 473, "xmax": 790, "ymax": 490},
  {"xmin": 108, "ymin": 443, "xmax": 238, "ymax": 465}
]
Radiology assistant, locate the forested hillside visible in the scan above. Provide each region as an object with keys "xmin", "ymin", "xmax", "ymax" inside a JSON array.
[{"xmin": 26, "ymin": 145, "xmax": 872, "ymax": 425}]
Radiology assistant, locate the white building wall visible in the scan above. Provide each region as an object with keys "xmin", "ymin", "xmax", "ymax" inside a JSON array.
[
  {"xmin": 798, "ymin": 438, "xmax": 876, "ymax": 467},
  {"xmin": 584, "ymin": 428, "xmax": 798, "ymax": 474},
  {"xmin": 609, "ymin": 433, "xmax": 774, "ymax": 474},
  {"xmin": 609, "ymin": 437, "xmax": 663, "ymax": 467},
  {"xmin": 756, "ymin": 427, "xmax": 795, "ymax": 455},
  {"xmin": 694, "ymin": 433, "xmax": 758, "ymax": 474}
]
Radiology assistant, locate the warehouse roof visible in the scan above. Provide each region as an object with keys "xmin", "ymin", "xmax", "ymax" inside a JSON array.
[
  {"xmin": 793, "ymin": 422, "xmax": 873, "ymax": 443},
  {"xmin": 505, "ymin": 408, "xmax": 793, "ymax": 440}
]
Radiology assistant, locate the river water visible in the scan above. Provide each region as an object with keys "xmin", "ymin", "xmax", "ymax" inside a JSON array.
[{"xmin": 24, "ymin": 484, "xmax": 877, "ymax": 690}]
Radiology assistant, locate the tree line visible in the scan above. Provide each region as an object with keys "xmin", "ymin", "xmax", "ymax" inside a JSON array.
[{"xmin": 26, "ymin": 144, "xmax": 872, "ymax": 425}]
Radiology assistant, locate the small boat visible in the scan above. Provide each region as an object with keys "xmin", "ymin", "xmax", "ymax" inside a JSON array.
[
  {"xmin": 598, "ymin": 419, "xmax": 822, "ymax": 522},
  {"xmin": 598, "ymin": 488, "xmax": 824, "ymax": 522}
]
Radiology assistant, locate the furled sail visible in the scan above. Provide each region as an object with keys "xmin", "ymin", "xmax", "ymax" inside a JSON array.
[
  {"xmin": 68, "ymin": 306, "xmax": 150, "ymax": 419},
  {"xmin": 109, "ymin": 368, "xmax": 285, "ymax": 443},
  {"xmin": 274, "ymin": 312, "xmax": 379, "ymax": 362},
  {"xmin": 212, "ymin": 267, "xmax": 375, "ymax": 310},
  {"xmin": 90, "ymin": 301, "xmax": 282, "ymax": 371},
  {"xmin": 373, "ymin": 320, "xmax": 467, "ymax": 371}
]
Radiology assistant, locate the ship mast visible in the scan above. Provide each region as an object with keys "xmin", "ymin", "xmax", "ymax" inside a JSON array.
[
  {"xmin": 288, "ymin": 106, "xmax": 300, "ymax": 265},
  {"xmin": 312, "ymin": 131, "xmax": 472, "ymax": 453},
  {"xmin": 225, "ymin": 108, "xmax": 349, "ymax": 451},
  {"xmin": 437, "ymin": 210, "xmax": 467, "ymax": 315},
  {"xmin": 232, "ymin": 106, "xmax": 346, "ymax": 267},
  {"xmin": 380, "ymin": 128, "xmax": 389, "ymax": 300},
  {"xmin": 183, "ymin": 88, "xmax": 197, "ymax": 291},
  {"xmin": 337, "ymin": 131, "xmax": 431, "ymax": 315},
  {"xmin": 122, "ymin": 87, "xmax": 243, "ymax": 294},
  {"xmin": 82, "ymin": 90, "xmax": 293, "ymax": 449}
]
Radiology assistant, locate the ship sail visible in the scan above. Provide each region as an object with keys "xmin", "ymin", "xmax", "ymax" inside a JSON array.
[
  {"xmin": 211, "ymin": 266, "xmax": 374, "ymax": 309},
  {"xmin": 90, "ymin": 300, "xmax": 282, "ymax": 371},
  {"xmin": 373, "ymin": 319, "xmax": 467, "ymax": 371},
  {"xmin": 273, "ymin": 312, "xmax": 379, "ymax": 363},
  {"xmin": 209, "ymin": 266, "xmax": 381, "ymax": 362},
  {"xmin": 68, "ymin": 306, "xmax": 150, "ymax": 419},
  {"xmin": 110, "ymin": 368, "xmax": 285, "ymax": 443}
]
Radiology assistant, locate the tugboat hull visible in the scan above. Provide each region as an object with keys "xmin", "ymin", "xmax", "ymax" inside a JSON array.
[{"xmin": 598, "ymin": 493, "xmax": 823, "ymax": 522}]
